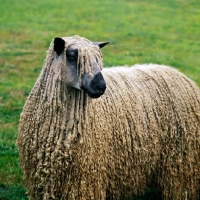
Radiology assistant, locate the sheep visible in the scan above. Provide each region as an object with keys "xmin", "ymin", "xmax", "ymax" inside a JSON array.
[{"xmin": 17, "ymin": 35, "xmax": 200, "ymax": 200}]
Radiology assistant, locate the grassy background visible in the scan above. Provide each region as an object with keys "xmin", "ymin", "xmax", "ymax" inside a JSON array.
[{"xmin": 0, "ymin": 0, "xmax": 200, "ymax": 199}]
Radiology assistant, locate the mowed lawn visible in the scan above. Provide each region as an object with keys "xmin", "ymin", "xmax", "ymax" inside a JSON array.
[{"xmin": 0, "ymin": 0, "xmax": 200, "ymax": 199}]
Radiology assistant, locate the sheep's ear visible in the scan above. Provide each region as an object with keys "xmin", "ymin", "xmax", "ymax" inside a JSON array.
[
  {"xmin": 54, "ymin": 37, "xmax": 65, "ymax": 56},
  {"xmin": 93, "ymin": 41, "xmax": 110, "ymax": 49}
]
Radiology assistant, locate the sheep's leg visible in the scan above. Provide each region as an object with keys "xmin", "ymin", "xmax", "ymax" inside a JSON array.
[
  {"xmin": 158, "ymin": 162, "xmax": 199, "ymax": 200},
  {"xmin": 63, "ymin": 171, "xmax": 107, "ymax": 200},
  {"xmin": 158, "ymin": 176, "xmax": 186, "ymax": 200},
  {"xmin": 72, "ymin": 177, "xmax": 106, "ymax": 200}
]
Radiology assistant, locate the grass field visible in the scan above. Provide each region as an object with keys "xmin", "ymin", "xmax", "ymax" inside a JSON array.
[{"xmin": 0, "ymin": 0, "xmax": 200, "ymax": 199}]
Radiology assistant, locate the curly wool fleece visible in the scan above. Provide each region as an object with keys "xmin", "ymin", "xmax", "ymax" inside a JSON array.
[{"xmin": 17, "ymin": 36, "xmax": 200, "ymax": 200}]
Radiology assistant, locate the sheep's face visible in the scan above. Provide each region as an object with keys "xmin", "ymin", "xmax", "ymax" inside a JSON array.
[{"xmin": 54, "ymin": 37, "xmax": 109, "ymax": 98}]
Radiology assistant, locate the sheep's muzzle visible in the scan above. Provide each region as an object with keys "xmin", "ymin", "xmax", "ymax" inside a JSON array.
[{"xmin": 81, "ymin": 72, "xmax": 106, "ymax": 98}]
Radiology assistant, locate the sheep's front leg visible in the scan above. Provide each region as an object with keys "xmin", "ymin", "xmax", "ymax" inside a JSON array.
[
  {"xmin": 78, "ymin": 173, "xmax": 107, "ymax": 200},
  {"xmin": 63, "ymin": 169, "xmax": 107, "ymax": 200}
]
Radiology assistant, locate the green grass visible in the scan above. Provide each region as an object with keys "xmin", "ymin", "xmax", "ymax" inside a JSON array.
[
  {"xmin": 0, "ymin": 184, "xmax": 27, "ymax": 200},
  {"xmin": 0, "ymin": 0, "xmax": 200, "ymax": 199}
]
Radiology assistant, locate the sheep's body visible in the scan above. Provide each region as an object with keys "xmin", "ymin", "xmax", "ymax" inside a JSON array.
[{"xmin": 17, "ymin": 38, "xmax": 200, "ymax": 200}]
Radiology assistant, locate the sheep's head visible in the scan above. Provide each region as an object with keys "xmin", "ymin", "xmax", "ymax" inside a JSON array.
[{"xmin": 53, "ymin": 36, "xmax": 109, "ymax": 98}]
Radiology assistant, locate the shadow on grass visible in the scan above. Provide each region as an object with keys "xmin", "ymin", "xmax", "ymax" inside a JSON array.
[
  {"xmin": 0, "ymin": 184, "xmax": 161, "ymax": 200},
  {"xmin": 0, "ymin": 184, "xmax": 28, "ymax": 200},
  {"xmin": 126, "ymin": 188, "xmax": 162, "ymax": 200}
]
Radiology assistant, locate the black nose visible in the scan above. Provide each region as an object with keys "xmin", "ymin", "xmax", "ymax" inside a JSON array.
[
  {"xmin": 81, "ymin": 72, "xmax": 106, "ymax": 98},
  {"xmin": 96, "ymin": 82, "xmax": 106, "ymax": 94},
  {"xmin": 91, "ymin": 72, "xmax": 106, "ymax": 93}
]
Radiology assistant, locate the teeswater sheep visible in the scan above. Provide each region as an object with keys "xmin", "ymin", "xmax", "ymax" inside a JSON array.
[{"xmin": 17, "ymin": 35, "xmax": 200, "ymax": 200}]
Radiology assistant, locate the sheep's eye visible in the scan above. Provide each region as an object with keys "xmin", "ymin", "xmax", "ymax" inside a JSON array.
[
  {"xmin": 66, "ymin": 50, "xmax": 78, "ymax": 61},
  {"xmin": 69, "ymin": 56, "xmax": 75, "ymax": 60}
]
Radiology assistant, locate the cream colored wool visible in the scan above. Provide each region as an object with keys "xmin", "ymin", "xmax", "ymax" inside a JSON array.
[{"xmin": 17, "ymin": 36, "xmax": 200, "ymax": 200}]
